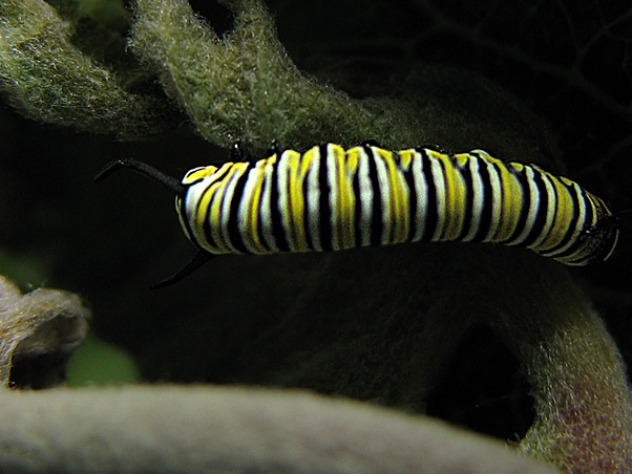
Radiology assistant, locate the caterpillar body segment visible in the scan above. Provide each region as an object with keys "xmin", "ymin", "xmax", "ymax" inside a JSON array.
[
  {"xmin": 96, "ymin": 143, "xmax": 619, "ymax": 285},
  {"xmin": 175, "ymin": 144, "xmax": 618, "ymax": 266}
]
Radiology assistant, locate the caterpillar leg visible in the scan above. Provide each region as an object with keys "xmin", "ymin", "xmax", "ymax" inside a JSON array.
[
  {"xmin": 266, "ymin": 139, "xmax": 281, "ymax": 157},
  {"xmin": 230, "ymin": 139, "xmax": 281, "ymax": 163},
  {"xmin": 230, "ymin": 140, "xmax": 244, "ymax": 162}
]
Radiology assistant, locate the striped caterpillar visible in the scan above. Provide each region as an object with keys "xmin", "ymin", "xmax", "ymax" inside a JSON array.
[{"xmin": 96, "ymin": 142, "xmax": 619, "ymax": 287}]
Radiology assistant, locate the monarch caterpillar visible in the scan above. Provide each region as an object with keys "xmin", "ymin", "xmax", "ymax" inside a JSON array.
[{"xmin": 96, "ymin": 142, "xmax": 619, "ymax": 287}]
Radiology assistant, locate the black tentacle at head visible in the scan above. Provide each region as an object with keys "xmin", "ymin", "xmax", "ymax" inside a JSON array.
[{"xmin": 95, "ymin": 159, "xmax": 186, "ymax": 196}]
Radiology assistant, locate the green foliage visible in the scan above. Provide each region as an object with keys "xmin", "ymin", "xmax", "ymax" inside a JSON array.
[
  {"xmin": 129, "ymin": 0, "xmax": 425, "ymax": 151},
  {"xmin": 0, "ymin": 0, "xmax": 631, "ymax": 471},
  {"xmin": 67, "ymin": 334, "xmax": 139, "ymax": 386},
  {"xmin": 0, "ymin": 249, "xmax": 50, "ymax": 292},
  {"xmin": 0, "ymin": 0, "xmax": 171, "ymax": 139},
  {"xmin": 74, "ymin": 0, "xmax": 129, "ymax": 27}
]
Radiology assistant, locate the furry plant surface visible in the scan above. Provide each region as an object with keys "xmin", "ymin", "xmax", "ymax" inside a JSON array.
[{"xmin": 1, "ymin": 0, "xmax": 631, "ymax": 472}]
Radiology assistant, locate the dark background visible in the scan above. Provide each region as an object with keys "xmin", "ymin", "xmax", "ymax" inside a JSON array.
[{"xmin": 1, "ymin": 0, "xmax": 630, "ymax": 442}]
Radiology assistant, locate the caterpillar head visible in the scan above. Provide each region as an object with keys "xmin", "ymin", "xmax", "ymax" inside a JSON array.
[
  {"xmin": 584, "ymin": 212, "xmax": 620, "ymax": 264},
  {"xmin": 565, "ymin": 194, "xmax": 620, "ymax": 266}
]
